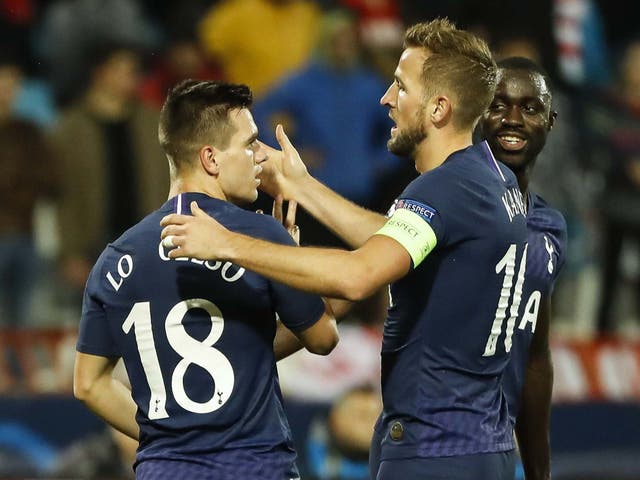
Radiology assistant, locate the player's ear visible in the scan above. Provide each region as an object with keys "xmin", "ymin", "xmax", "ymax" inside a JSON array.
[
  {"xmin": 430, "ymin": 95, "xmax": 452, "ymax": 126},
  {"xmin": 199, "ymin": 145, "xmax": 220, "ymax": 176}
]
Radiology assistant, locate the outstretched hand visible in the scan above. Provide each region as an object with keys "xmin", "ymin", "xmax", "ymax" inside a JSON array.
[
  {"xmin": 160, "ymin": 201, "xmax": 233, "ymax": 260},
  {"xmin": 258, "ymin": 124, "xmax": 309, "ymax": 200}
]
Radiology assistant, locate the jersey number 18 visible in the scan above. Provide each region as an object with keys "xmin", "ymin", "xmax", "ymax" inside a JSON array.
[{"xmin": 122, "ymin": 299, "xmax": 235, "ymax": 419}]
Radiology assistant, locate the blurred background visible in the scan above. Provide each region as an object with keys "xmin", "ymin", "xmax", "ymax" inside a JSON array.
[{"xmin": 0, "ymin": 0, "xmax": 638, "ymax": 479}]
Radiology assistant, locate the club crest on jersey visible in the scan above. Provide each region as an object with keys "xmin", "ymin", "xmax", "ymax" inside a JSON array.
[{"xmin": 544, "ymin": 235, "xmax": 555, "ymax": 274}]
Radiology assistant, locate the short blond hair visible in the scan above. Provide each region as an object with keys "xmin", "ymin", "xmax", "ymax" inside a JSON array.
[{"xmin": 404, "ymin": 18, "xmax": 497, "ymax": 130}]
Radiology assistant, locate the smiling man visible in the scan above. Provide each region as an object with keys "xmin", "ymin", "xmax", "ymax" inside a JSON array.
[
  {"xmin": 72, "ymin": 80, "xmax": 338, "ymax": 480},
  {"xmin": 477, "ymin": 56, "xmax": 568, "ymax": 480},
  {"xmin": 160, "ymin": 20, "xmax": 531, "ymax": 480}
]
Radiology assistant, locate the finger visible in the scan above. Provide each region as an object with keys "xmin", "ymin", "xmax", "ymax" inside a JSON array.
[
  {"xmin": 289, "ymin": 224, "xmax": 300, "ymax": 245},
  {"xmin": 160, "ymin": 213, "xmax": 189, "ymax": 227},
  {"xmin": 275, "ymin": 124, "xmax": 294, "ymax": 152},
  {"xmin": 160, "ymin": 224, "xmax": 184, "ymax": 239},
  {"xmin": 272, "ymin": 194, "xmax": 284, "ymax": 223},
  {"xmin": 162, "ymin": 235, "xmax": 176, "ymax": 249},
  {"xmin": 285, "ymin": 200, "xmax": 297, "ymax": 229},
  {"xmin": 190, "ymin": 201, "xmax": 205, "ymax": 217},
  {"xmin": 167, "ymin": 241, "xmax": 186, "ymax": 258}
]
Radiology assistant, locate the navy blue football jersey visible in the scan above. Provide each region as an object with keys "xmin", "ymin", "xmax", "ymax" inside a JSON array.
[
  {"xmin": 77, "ymin": 192, "xmax": 325, "ymax": 479},
  {"xmin": 503, "ymin": 192, "xmax": 567, "ymax": 425},
  {"xmin": 375, "ymin": 141, "xmax": 529, "ymax": 460}
]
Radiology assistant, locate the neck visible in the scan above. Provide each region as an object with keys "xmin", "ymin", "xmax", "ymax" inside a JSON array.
[
  {"xmin": 516, "ymin": 170, "xmax": 530, "ymax": 197},
  {"xmin": 414, "ymin": 129, "xmax": 473, "ymax": 173},
  {"xmin": 168, "ymin": 171, "xmax": 227, "ymax": 202}
]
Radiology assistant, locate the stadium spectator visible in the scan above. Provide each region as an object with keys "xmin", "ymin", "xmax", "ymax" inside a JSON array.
[
  {"xmin": 583, "ymin": 38, "xmax": 640, "ymax": 334},
  {"xmin": 198, "ymin": 0, "xmax": 321, "ymax": 97},
  {"xmin": 159, "ymin": 19, "xmax": 529, "ymax": 480},
  {"xmin": 38, "ymin": 0, "xmax": 158, "ymax": 106},
  {"xmin": 50, "ymin": 42, "xmax": 168, "ymax": 302},
  {"xmin": 0, "ymin": 48, "xmax": 58, "ymax": 326},
  {"xmin": 477, "ymin": 57, "xmax": 568, "ymax": 480},
  {"xmin": 252, "ymin": 8, "xmax": 398, "ymax": 246},
  {"xmin": 139, "ymin": 35, "xmax": 223, "ymax": 110},
  {"xmin": 50, "ymin": 426, "xmax": 136, "ymax": 479},
  {"xmin": 73, "ymin": 80, "xmax": 338, "ymax": 479},
  {"xmin": 305, "ymin": 385, "xmax": 382, "ymax": 480}
]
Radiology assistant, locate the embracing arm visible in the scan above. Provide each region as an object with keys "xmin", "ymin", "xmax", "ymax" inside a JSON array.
[
  {"xmin": 515, "ymin": 295, "xmax": 553, "ymax": 480},
  {"xmin": 161, "ymin": 201, "xmax": 411, "ymax": 301},
  {"xmin": 291, "ymin": 175, "xmax": 387, "ymax": 248},
  {"xmin": 73, "ymin": 352, "xmax": 139, "ymax": 440}
]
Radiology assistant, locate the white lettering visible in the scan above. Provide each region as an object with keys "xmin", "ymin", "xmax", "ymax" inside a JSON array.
[
  {"xmin": 501, "ymin": 188, "xmax": 526, "ymax": 222},
  {"xmin": 106, "ymin": 254, "xmax": 134, "ymax": 291},
  {"xmin": 157, "ymin": 240, "xmax": 244, "ymax": 282},
  {"xmin": 518, "ymin": 290, "xmax": 541, "ymax": 332}
]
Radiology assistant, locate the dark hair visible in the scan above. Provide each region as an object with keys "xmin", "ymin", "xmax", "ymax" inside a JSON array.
[
  {"xmin": 158, "ymin": 80, "xmax": 253, "ymax": 172},
  {"xmin": 403, "ymin": 18, "xmax": 497, "ymax": 130},
  {"xmin": 497, "ymin": 56, "xmax": 551, "ymax": 85}
]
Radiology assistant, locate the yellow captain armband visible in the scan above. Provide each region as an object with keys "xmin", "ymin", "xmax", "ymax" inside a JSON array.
[{"xmin": 375, "ymin": 208, "xmax": 438, "ymax": 267}]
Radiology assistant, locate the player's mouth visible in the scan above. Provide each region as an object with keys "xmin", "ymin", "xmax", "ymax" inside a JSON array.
[
  {"xmin": 497, "ymin": 133, "xmax": 526, "ymax": 152},
  {"xmin": 389, "ymin": 115, "xmax": 398, "ymax": 135}
]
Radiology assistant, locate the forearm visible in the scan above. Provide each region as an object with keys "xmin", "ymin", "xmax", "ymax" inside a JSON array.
[
  {"xmin": 515, "ymin": 352, "xmax": 553, "ymax": 480},
  {"xmin": 291, "ymin": 176, "xmax": 386, "ymax": 248},
  {"xmin": 227, "ymin": 234, "xmax": 374, "ymax": 300},
  {"xmin": 274, "ymin": 298, "xmax": 353, "ymax": 361},
  {"xmin": 78, "ymin": 376, "xmax": 139, "ymax": 440},
  {"xmin": 274, "ymin": 322, "xmax": 304, "ymax": 361}
]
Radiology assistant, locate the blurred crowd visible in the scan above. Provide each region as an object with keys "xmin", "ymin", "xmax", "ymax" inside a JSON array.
[{"xmin": 0, "ymin": 0, "xmax": 639, "ymax": 478}]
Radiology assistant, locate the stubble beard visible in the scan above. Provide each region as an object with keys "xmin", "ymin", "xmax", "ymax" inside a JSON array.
[{"xmin": 387, "ymin": 123, "xmax": 427, "ymax": 159}]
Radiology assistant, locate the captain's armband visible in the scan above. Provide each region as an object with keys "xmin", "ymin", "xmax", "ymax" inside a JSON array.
[{"xmin": 374, "ymin": 209, "xmax": 437, "ymax": 267}]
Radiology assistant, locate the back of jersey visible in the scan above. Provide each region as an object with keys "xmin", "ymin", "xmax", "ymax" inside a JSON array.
[{"xmin": 78, "ymin": 193, "xmax": 324, "ymax": 476}]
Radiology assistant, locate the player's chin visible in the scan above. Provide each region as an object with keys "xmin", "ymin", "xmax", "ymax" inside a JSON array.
[
  {"xmin": 496, "ymin": 151, "xmax": 528, "ymax": 170},
  {"xmin": 248, "ymin": 188, "xmax": 259, "ymax": 203}
]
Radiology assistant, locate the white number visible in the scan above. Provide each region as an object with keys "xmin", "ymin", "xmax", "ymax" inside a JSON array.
[
  {"xmin": 106, "ymin": 254, "xmax": 133, "ymax": 291},
  {"xmin": 122, "ymin": 302, "xmax": 168, "ymax": 419},
  {"xmin": 122, "ymin": 299, "xmax": 235, "ymax": 418},
  {"xmin": 483, "ymin": 243, "xmax": 528, "ymax": 357}
]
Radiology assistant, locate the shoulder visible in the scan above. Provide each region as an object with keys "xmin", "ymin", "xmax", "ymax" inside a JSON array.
[
  {"xmin": 528, "ymin": 192, "xmax": 568, "ymax": 269},
  {"xmin": 215, "ymin": 205, "xmax": 296, "ymax": 246},
  {"xmin": 529, "ymin": 193, "xmax": 568, "ymax": 240}
]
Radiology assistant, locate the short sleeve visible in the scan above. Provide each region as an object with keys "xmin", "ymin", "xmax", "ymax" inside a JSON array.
[
  {"xmin": 375, "ymin": 173, "xmax": 448, "ymax": 268},
  {"xmin": 76, "ymin": 255, "xmax": 120, "ymax": 357},
  {"xmin": 548, "ymin": 212, "xmax": 569, "ymax": 292}
]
